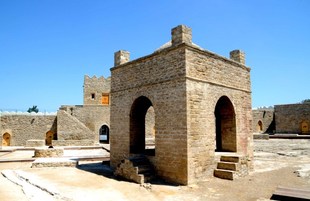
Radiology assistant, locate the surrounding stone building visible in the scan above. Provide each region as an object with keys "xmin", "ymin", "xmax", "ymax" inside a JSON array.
[
  {"xmin": 56, "ymin": 75, "xmax": 111, "ymax": 145},
  {"xmin": 84, "ymin": 75, "xmax": 111, "ymax": 105},
  {"xmin": 0, "ymin": 75, "xmax": 111, "ymax": 146},
  {"xmin": 1, "ymin": 114, "xmax": 57, "ymax": 146},
  {"xmin": 110, "ymin": 25, "xmax": 253, "ymax": 185},
  {"xmin": 252, "ymin": 103, "xmax": 310, "ymax": 135},
  {"xmin": 275, "ymin": 103, "xmax": 310, "ymax": 134},
  {"xmin": 252, "ymin": 109, "xmax": 274, "ymax": 134}
]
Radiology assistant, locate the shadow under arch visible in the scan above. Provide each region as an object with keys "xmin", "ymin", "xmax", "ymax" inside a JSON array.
[
  {"xmin": 2, "ymin": 132, "xmax": 11, "ymax": 146},
  {"xmin": 130, "ymin": 96, "xmax": 154, "ymax": 155},
  {"xmin": 257, "ymin": 120, "xmax": 263, "ymax": 132},
  {"xmin": 214, "ymin": 96, "xmax": 236, "ymax": 152},
  {"xmin": 99, "ymin": 125, "xmax": 110, "ymax": 143},
  {"xmin": 301, "ymin": 121, "xmax": 309, "ymax": 134}
]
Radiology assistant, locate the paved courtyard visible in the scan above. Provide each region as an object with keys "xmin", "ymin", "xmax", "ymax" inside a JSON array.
[{"xmin": 0, "ymin": 139, "xmax": 310, "ymax": 201}]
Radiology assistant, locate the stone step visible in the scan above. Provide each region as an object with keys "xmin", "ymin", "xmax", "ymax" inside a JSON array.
[
  {"xmin": 134, "ymin": 159, "xmax": 155, "ymax": 182},
  {"xmin": 115, "ymin": 155, "xmax": 156, "ymax": 184},
  {"xmin": 137, "ymin": 165, "xmax": 153, "ymax": 174},
  {"xmin": 220, "ymin": 156, "xmax": 240, "ymax": 163},
  {"xmin": 142, "ymin": 172, "xmax": 156, "ymax": 183},
  {"xmin": 214, "ymin": 169, "xmax": 235, "ymax": 180},
  {"xmin": 31, "ymin": 158, "xmax": 77, "ymax": 168},
  {"xmin": 217, "ymin": 161, "xmax": 238, "ymax": 171},
  {"xmin": 271, "ymin": 186, "xmax": 310, "ymax": 200},
  {"xmin": 130, "ymin": 157, "xmax": 150, "ymax": 166}
]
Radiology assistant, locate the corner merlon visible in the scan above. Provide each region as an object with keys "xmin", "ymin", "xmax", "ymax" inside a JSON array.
[
  {"xmin": 171, "ymin": 25, "xmax": 192, "ymax": 46},
  {"xmin": 230, "ymin": 50, "xmax": 245, "ymax": 65},
  {"xmin": 114, "ymin": 50, "xmax": 130, "ymax": 66}
]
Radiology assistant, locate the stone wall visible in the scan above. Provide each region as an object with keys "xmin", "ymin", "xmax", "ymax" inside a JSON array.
[
  {"xmin": 275, "ymin": 104, "xmax": 310, "ymax": 134},
  {"xmin": 1, "ymin": 74, "xmax": 111, "ymax": 147},
  {"xmin": 59, "ymin": 105, "xmax": 110, "ymax": 143},
  {"xmin": 84, "ymin": 75, "xmax": 111, "ymax": 105},
  {"xmin": 111, "ymin": 45, "xmax": 188, "ymax": 185},
  {"xmin": 0, "ymin": 114, "xmax": 56, "ymax": 146},
  {"xmin": 252, "ymin": 109, "xmax": 274, "ymax": 133},
  {"xmin": 52, "ymin": 140, "xmax": 95, "ymax": 146},
  {"xmin": 186, "ymin": 47, "xmax": 251, "ymax": 92},
  {"xmin": 56, "ymin": 109, "xmax": 95, "ymax": 142},
  {"xmin": 185, "ymin": 47, "xmax": 252, "ymax": 183},
  {"xmin": 26, "ymin": 140, "xmax": 45, "ymax": 147}
]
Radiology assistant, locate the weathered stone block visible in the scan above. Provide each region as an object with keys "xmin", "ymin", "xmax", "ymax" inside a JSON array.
[
  {"xmin": 34, "ymin": 147, "xmax": 64, "ymax": 158},
  {"xmin": 26, "ymin": 140, "xmax": 45, "ymax": 147},
  {"xmin": 52, "ymin": 140, "xmax": 95, "ymax": 146},
  {"xmin": 253, "ymin": 134, "xmax": 269, "ymax": 140},
  {"xmin": 31, "ymin": 158, "xmax": 77, "ymax": 168}
]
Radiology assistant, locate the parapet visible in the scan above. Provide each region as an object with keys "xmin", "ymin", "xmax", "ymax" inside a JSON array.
[
  {"xmin": 84, "ymin": 75, "xmax": 111, "ymax": 86},
  {"xmin": 230, "ymin": 50, "xmax": 245, "ymax": 65}
]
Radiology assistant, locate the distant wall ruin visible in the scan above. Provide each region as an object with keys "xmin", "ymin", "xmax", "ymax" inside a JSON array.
[{"xmin": 275, "ymin": 104, "xmax": 310, "ymax": 134}]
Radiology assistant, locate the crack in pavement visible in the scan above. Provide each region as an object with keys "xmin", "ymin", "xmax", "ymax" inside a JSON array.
[{"xmin": 1, "ymin": 169, "xmax": 72, "ymax": 201}]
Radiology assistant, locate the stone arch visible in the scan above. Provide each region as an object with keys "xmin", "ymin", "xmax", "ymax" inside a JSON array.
[
  {"xmin": 2, "ymin": 132, "xmax": 11, "ymax": 146},
  {"xmin": 214, "ymin": 96, "xmax": 237, "ymax": 152},
  {"xmin": 257, "ymin": 120, "xmax": 263, "ymax": 132},
  {"xmin": 45, "ymin": 131, "xmax": 54, "ymax": 146},
  {"xmin": 145, "ymin": 106, "xmax": 155, "ymax": 148},
  {"xmin": 99, "ymin": 124, "xmax": 110, "ymax": 143},
  {"xmin": 301, "ymin": 121, "xmax": 309, "ymax": 134},
  {"xmin": 130, "ymin": 96, "xmax": 155, "ymax": 155}
]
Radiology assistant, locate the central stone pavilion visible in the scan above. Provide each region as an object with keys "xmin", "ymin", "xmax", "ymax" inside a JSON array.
[{"xmin": 110, "ymin": 25, "xmax": 253, "ymax": 185}]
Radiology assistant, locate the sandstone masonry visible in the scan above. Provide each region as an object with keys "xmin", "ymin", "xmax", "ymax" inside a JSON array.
[
  {"xmin": 275, "ymin": 103, "xmax": 310, "ymax": 134},
  {"xmin": 1, "ymin": 75, "xmax": 112, "ymax": 146},
  {"xmin": 0, "ymin": 114, "xmax": 56, "ymax": 146},
  {"xmin": 110, "ymin": 25, "xmax": 253, "ymax": 185},
  {"xmin": 252, "ymin": 109, "xmax": 274, "ymax": 134}
]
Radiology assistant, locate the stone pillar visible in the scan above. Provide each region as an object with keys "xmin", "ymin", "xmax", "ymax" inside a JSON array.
[
  {"xmin": 114, "ymin": 50, "xmax": 130, "ymax": 66},
  {"xmin": 0, "ymin": 113, "xmax": 2, "ymax": 150},
  {"xmin": 230, "ymin": 50, "xmax": 245, "ymax": 65},
  {"xmin": 171, "ymin": 25, "xmax": 192, "ymax": 46}
]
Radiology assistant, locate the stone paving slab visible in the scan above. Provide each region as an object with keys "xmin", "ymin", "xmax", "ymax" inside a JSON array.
[{"xmin": 31, "ymin": 158, "xmax": 78, "ymax": 168}]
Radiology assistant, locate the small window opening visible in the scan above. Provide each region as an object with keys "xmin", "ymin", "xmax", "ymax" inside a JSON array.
[{"xmin": 91, "ymin": 93, "xmax": 95, "ymax": 100}]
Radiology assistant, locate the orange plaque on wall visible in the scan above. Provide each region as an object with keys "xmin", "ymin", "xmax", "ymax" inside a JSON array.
[{"xmin": 102, "ymin": 94, "xmax": 109, "ymax": 105}]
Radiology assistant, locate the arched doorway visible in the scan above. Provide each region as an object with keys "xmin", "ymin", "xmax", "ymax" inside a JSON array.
[
  {"xmin": 145, "ymin": 106, "xmax": 155, "ymax": 150},
  {"xmin": 301, "ymin": 121, "xmax": 309, "ymax": 134},
  {"xmin": 2, "ymin": 133, "xmax": 11, "ymax": 146},
  {"xmin": 257, "ymin": 120, "xmax": 263, "ymax": 132},
  {"xmin": 130, "ymin": 96, "xmax": 155, "ymax": 155},
  {"xmin": 99, "ymin": 125, "xmax": 110, "ymax": 143},
  {"xmin": 45, "ymin": 131, "xmax": 54, "ymax": 146},
  {"xmin": 214, "ymin": 96, "xmax": 236, "ymax": 152}
]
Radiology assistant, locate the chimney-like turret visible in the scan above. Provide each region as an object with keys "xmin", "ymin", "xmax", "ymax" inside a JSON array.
[
  {"xmin": 114, "ymin": 50, "xmax": 130, "ymax": 66},
  {"xmin": 171, "ymin": 25, "xmax": 192, "ymax": 46},
  {"xmin": 230, "ymin": 50, "xmax": 245, "ymax": 65}
]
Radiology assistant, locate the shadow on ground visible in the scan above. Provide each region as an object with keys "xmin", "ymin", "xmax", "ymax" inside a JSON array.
[{"xmin": 77, "ymin": 161, "xmax": 115, "ymax": 178}]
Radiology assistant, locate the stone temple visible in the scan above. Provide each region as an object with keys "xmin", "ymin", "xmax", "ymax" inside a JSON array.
[{"xmin": 110, "ymin": 25, "xmax": 253, "ymax": 185}]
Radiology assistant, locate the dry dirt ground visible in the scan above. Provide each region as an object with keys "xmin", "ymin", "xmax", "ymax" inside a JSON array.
[{"xmin": 0, "ymin": 139, "xmax": 310, "ymax": 201}]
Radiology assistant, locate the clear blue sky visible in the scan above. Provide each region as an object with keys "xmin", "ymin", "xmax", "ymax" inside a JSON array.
[{"xmin": 0, "ymin": 0, "xmax": 309, "ymax": 112}]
